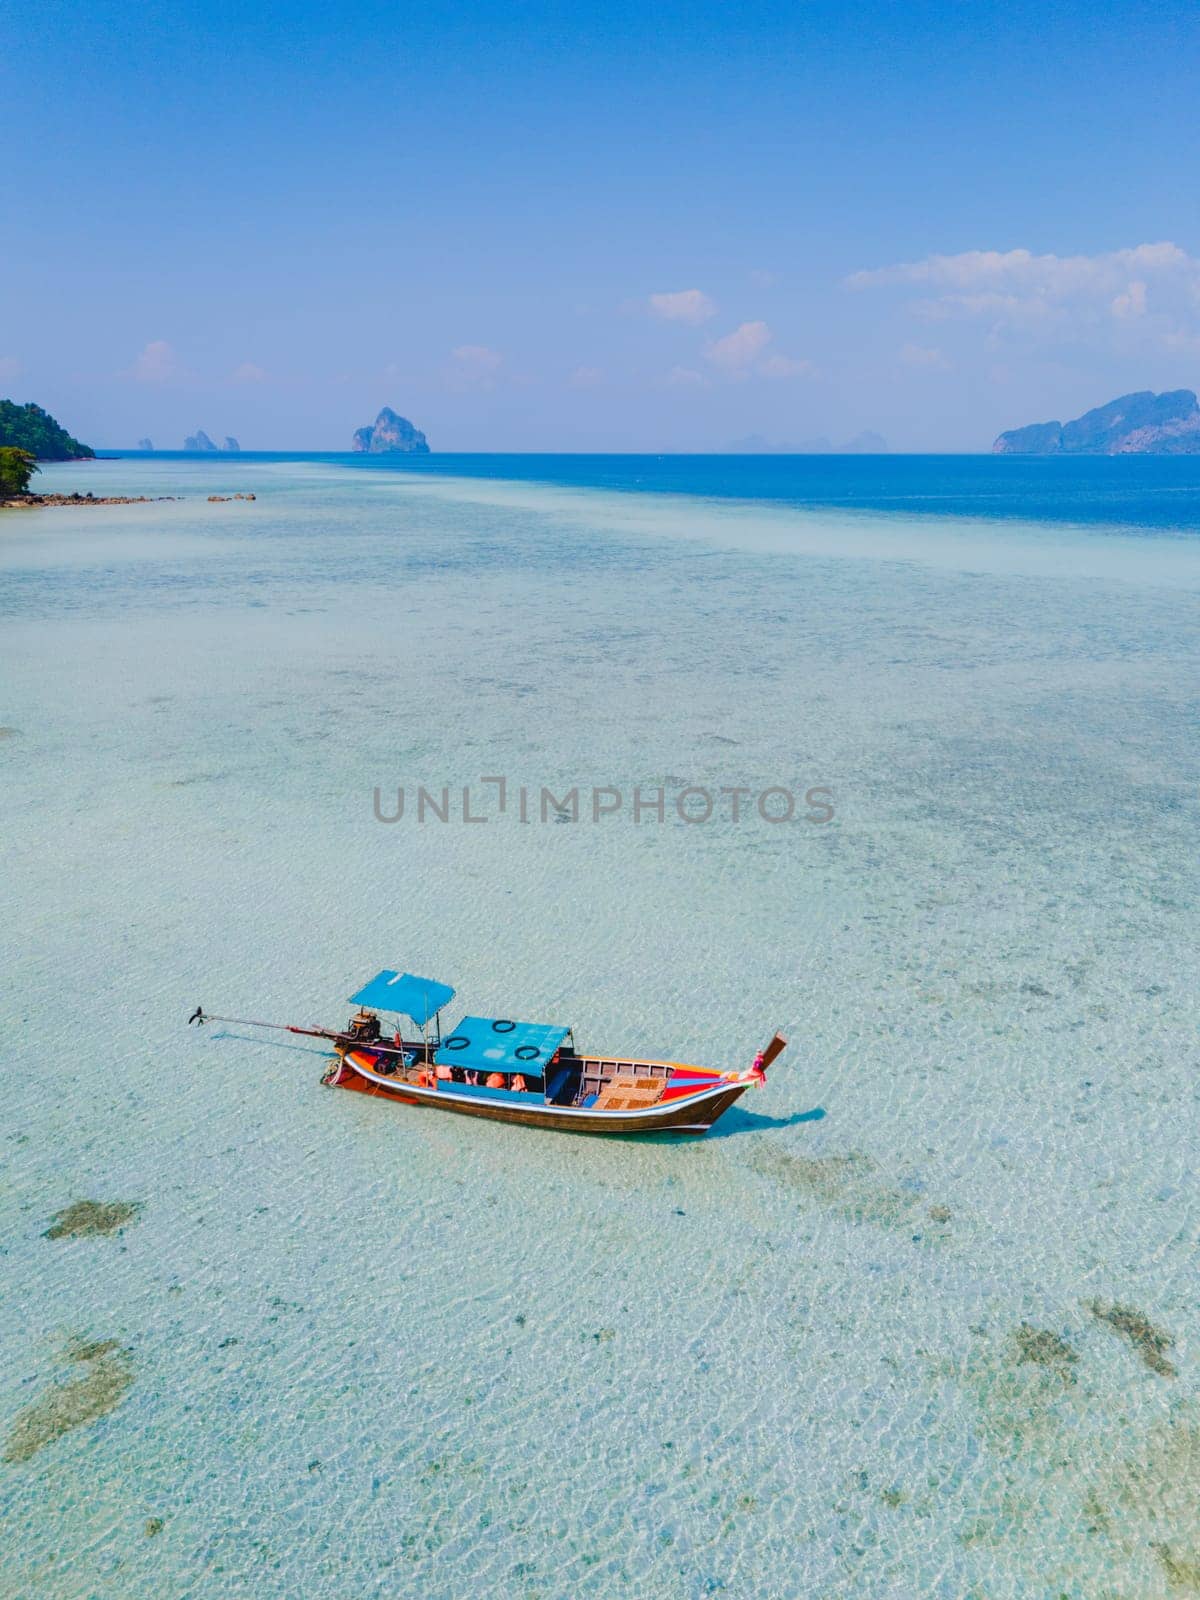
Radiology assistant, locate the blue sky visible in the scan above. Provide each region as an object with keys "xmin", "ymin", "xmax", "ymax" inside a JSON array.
[{"xmin": 5, "ymin": 0, "xmax": 1199, "ymax": 450}]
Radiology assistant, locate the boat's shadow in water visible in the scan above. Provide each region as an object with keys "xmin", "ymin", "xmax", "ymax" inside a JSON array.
[{"xmin": 698, "ymin": 1104, "xmax": 826, "ymax": 1139}]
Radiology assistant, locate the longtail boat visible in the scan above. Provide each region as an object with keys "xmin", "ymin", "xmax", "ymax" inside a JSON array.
[{"xmin": 190, "ymin": 969, "xmax": 786, "ymax": 1136}]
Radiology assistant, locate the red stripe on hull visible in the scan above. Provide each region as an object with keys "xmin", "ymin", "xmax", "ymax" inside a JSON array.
[{"xmin": 333, "ymin": 1056, "xmax": 747, "ymax": 1136}]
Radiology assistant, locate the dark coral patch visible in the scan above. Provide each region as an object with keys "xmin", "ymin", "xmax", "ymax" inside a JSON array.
[
  {"xmin": 1013, "ymin": 1323, "xmax": 1079, "ymax": 1379},
  {"xmin": 4, "ymin": 1339, "xmax": 134, "ymax": 1462},
  {"xmin": 44, "ymin": 1200, "xmax": 142, "ymax": 1239},
  {"xmin": 1089, "ymin": 1300, "xmax": 1177, "ymax": 1378}
]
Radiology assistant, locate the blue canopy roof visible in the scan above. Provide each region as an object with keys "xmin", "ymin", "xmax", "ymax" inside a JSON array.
[
  {"xmin": 434, "ymin": 1017, "xmax": 570, "ymax": 1075},
  {"xmin": 349, "ymin": 971, "xmax": 456, "ymax": 1026}
]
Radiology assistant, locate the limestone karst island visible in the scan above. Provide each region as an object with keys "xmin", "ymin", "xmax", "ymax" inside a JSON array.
[
  {"xmin": 993, "ymin": 389, "xmax": 1200, "ymax": 454},
  {"xmin": 351, "ymin": 407, "xmax": 431, "ymax": 454},
  {"xmin": 183, "ymin": 430, "xmax": 240, "ymax": 452}
]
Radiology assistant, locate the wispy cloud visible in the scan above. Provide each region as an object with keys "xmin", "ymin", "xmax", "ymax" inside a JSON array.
[
  {"xmin": 899, "ymin": 341, "xmax": 950, "ymax": 370},
  {"xmin": 568, "ymin": 365, "xmax": 603, "ymax": 388},
  {"xmin": 748, "ymin": 268, "xmax": 779, "ymax": 288},
  {"xmin": 758, "ymin": 352, "xmax": 814, "ymax": 379},
  {"xmin": 663, "ymin": 365, "xmax": 710, "ymax": 389},
  {"xmin": 648, "ymin": 289, "xmax": 716, "ymax": 325},
  {"xmin": 232, "ymin": 361, "xmax": 267, "ymax": 383},
  {"xmin": 122, "ymin": 340, "xmax": 179, "ymax": 382},
  {"xmin": 0, "ymin": 355, "xmax": 22, "ymax": 381},
  {"xmin": 704, "ymin": 321, "xmax": 811, "ymax": 380},
  {"xmin": 448, "ymin": 344, "xmax": 503, "ymax": 390},
  {"xmin": 848, "ymin": 242, "xmax": 1200, "ymax": 349}
]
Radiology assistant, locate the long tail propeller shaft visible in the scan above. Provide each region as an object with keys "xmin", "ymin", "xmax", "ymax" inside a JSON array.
[
  {"xmin": 187, "ymin": 1008, "xmax": 421, "ymax": 1059},
  {"xmin": 187, "ymin": 1008, "xmax": 332, "ymax": 1039}
]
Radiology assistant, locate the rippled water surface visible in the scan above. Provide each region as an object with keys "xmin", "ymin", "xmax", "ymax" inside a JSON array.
[{"xmin": 2, "ymin": 456, "xmax": 1198, "ymax": 1598}]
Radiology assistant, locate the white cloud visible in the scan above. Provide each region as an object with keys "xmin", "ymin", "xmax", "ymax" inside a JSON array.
[
  {"xmin": 1111, "ymin": 281, "xmax": 1147, "ymax": 319},
  {"xmin": 706, "ymin": 321, "xmax": 773, "ymax": 371},
  {"xmin": 569, "ymin": 365, "xmax": 603, "ymax": 388},
  {"xmin": 123, "ymin": 340, "xmax": 179, "ymax": 382},
  {"xmin": 648, "ymin": 289, "xmax": 716, "ymax": 325},
  {"xmin": 449, "ymin": 344, "xmax": 503, "ymax": 390},
  {"xmin": 848, "ymin": 242, "xmax": 1200, "ymax": 350},
  {"xmin": 232, "ymin": 361, "xmax": 267, "ymax": 383},
  {"xmin": 703, "ymin": 321, "xmax": 811, "ymax": 381},
  {"xmin": 0, "ymin": 355, "xmax": 22, "ymax": 381},
  {"xmin": 847, "ymin": 242, "xmax": 1193, "ymax": 296},
  {"xmin": 749, "ymin": 269, "xmax": 779, "ymax": 288},
  {"xmin": 899, "ymin": 342, "xmax": 951, "ymax": 370}
]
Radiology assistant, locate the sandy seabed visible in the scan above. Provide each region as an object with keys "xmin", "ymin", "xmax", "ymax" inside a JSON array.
[{"xmin": 1, "ymin": 456, "xmax": 1197, "ymax": 1599}]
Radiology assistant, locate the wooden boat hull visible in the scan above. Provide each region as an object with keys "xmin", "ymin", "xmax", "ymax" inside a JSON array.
[{"xmin": 332, "ymin": 1050, "xmax": 750, "ymax": 1135}]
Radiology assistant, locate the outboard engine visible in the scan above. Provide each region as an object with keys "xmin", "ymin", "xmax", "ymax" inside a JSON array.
[{"xmin": 347, "ymin": 1008, "xmax": 381, "ymax": 1042}]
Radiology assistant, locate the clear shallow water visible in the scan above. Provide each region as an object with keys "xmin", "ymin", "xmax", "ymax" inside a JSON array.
[{"xmin": 2, "ymin": 456, "xmax": 1198, "ymax": 1598}]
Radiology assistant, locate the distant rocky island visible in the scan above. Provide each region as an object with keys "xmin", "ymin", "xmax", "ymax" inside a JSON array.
[
  {"xmin": 994, "ymin": 390, "xmax": 1200, "ymax": 455},
  {"xmin": 183, "ymin": 430, "xmax": 240, "ymax": 452},
  {"xmin": 137, "ymin": 438, "xmax": 154, "ymax": 451},
  {"xmin": 0, "ymin": 400, "xmax": 94, "ymax": 460},
  {"xmin": 352, "ymin": 407, "xmax": 430, "ymax": 454}
]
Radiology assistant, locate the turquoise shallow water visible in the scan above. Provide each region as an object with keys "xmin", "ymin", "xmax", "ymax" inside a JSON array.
[{"xmin": 2, "ymin": 456, "xmax": 1198, "ymax": 1598}]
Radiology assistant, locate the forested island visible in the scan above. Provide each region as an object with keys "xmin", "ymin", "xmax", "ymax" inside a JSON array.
[{"xmin": 0, "ymin": 401, "xmax": 94, "ymax": 460}]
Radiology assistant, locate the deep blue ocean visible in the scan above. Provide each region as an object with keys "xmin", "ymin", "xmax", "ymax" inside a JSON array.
[{"xmin": 101, "ymin": 449, "xmax": 1200, "ymax": 531}]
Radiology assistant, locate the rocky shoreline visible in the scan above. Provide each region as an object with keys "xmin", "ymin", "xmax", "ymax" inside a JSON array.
[
  {"xmin": 2, "ymin": 492, "xmax": 255, "ymax": 510},
  {"xmin": 1, "ymin": 492, "xmax": 180, "ymax": 509}
]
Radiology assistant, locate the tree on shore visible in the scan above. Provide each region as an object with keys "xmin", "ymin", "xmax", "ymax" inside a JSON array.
[
  {"xmin": 0, "ymin": 400, "xmax": 94, "ymax": 459},
  {"xmin": 0, "ymin": 447, "xmax": 39, "ymax": 496}
]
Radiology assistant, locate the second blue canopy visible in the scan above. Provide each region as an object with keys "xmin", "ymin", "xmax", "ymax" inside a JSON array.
[{"xmin": 434, "ymin": 1017, "xmax": 570, "ymax": 1074}]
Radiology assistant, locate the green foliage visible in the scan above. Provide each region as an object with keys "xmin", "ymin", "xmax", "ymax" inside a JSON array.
[
  {"xmin": 0, "ymin": 400, "xmax": 94, "ymax": 460},
  {"xmin": 0, "ymin": 447, "xmax": 39, "ymax": 496}
]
